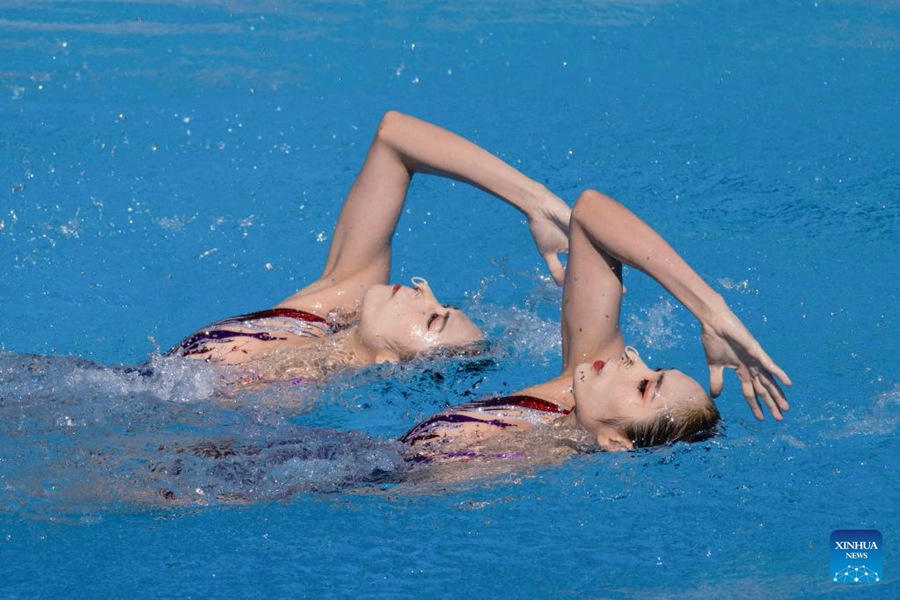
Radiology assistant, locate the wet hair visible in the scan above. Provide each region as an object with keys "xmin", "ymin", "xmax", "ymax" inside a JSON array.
[
  {"xmin": 396, "ymin": 339, "xmax": 491, "ymax": 362},
  {"xmin": 419, "ymin": 339, "xmax": 492, "ymax": 361},
  {"xmin": 618, "ymin": 395, "xmax": 721, "ymax": 448},
  {"xmin": 404, "ymin": 340, "xmax": 496, "ymax": 376}
]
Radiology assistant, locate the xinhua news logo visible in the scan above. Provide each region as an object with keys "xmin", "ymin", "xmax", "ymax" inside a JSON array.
[{"xmin": 830, "ymin": 529, "xmax": 882, "ymax": 584}]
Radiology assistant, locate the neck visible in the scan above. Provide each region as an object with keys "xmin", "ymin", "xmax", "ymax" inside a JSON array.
[{"xmin": 336, "ymin": 327, "xmax": 400, "ymax": 365}]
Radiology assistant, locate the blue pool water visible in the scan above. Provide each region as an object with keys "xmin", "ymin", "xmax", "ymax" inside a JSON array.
[{"xmin": 1, "ymin": 1, "xmax": 897, "ymax": 597}]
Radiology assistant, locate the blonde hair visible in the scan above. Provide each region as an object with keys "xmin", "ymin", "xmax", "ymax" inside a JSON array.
[{"xmin": 618, "ymin": 395, "xmax": 720, "ymax": 448}]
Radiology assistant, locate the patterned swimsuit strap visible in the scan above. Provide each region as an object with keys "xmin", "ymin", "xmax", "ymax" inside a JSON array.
[
  {"xmin": 456, "ymin": 394, "xmax": 571, "ymax": 415},
  {"xmin": 225, "ymin": 307, "xmax": 330, "ymax": 325},
  {"xmin": 399, "ymin": 394, "xmax": 570, "ymax": 446},
  {"xmin": 170, "ymin": 307, "xmax": 339, "ymax": 357}
]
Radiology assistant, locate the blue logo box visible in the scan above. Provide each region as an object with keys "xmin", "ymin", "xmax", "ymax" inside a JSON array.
[{"xmin": 830, "ymin": 529, "xmax": 882, "ymax": 584}]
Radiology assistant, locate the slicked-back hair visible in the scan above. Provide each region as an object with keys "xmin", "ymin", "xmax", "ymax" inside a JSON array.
[{"xmin": 619, "ymin": 398, "xmax": 721, "ymax": 448}]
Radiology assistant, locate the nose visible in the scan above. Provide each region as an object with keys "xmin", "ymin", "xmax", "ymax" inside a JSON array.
[
  {"xmin": 622, "ymin": 346, "xmax": 651, "ymax": 370},
  {"xmin": 410, "ymin": 276, "xmax": 438, "ymax": 301}
]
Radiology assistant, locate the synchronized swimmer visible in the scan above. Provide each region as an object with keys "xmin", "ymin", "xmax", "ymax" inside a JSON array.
[
  {"xmin": 165, "ymin": 111, "xmax": 571, "ymax": 384},
  {"xmin": 399, "ymin": 184, "xmax": 790, "ymax": 460}
]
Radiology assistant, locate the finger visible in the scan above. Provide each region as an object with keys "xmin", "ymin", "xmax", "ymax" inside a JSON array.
[
  {"xmin": 767, "ymin": 361, "xmax": 792, "ymax": 387},
  {"xmin": 708, "ymin": 365, "xmax": 725, "ymax": 398},
  {"xmin": 753, "ymin": 376, "xmax": 783, "ymax": 421},
  {"xmin": 740, "ymin": 377, "xmax": 764, "ymax": 420},
  {"xmin": 760, "ymin": 372, "xmax": 789, "ymax": 412},
  {"xmin": 749, "ymin": 347, "xmax": 793, "ymax": 387},
  {"xmin": 544, "ymin": 253, "xmax": 566, "ymax": 286}
]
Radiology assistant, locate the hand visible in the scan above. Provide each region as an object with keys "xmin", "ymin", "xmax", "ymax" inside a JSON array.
[
  {"xmin": 527, "ymin": 194, "xmax": 571, "ymax": 285},
  {"xmin": 700, "ymin": 308, "xmax": 792, "ymax": 420}
]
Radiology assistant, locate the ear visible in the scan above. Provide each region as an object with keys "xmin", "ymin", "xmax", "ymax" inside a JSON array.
[{"xmin": 596, "ymin": 432, "xmax": 634, "ymax": 452}]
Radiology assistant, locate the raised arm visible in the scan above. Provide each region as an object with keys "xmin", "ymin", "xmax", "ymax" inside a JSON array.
[
  {"xmin": 284, "ymin": 111, "xmax": 570, "ymax": 311},
  {"xmin": 562, "ymin": 190, "xmax": 791, "ymax": 420}
]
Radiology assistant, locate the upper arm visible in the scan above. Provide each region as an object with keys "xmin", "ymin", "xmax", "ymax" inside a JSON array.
[
  {"xmin": 559, "ymin": 191, "xmax": 627, "ymax": 370},
  {"xmin": 318, "ymin": 112, "xmax": 414, "ymax": 286},
  {"xmin": 278, "ymin": 113, "xmax": 414, "ymax": 310}
]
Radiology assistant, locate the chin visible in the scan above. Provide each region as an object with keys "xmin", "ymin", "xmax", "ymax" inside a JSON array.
[
  {"xmin": 364, "ymin": 283, "xmax": 390, "ymax": 301},
  {"xmin": 571, "ymin": 366, "xmax": 588, "ymax": 399},
  {"xmin": 574, "ymin": 363, "xmax": 593, "ymax": 381},
  {"xmin": 360, "ymin": 285, "xmax": 388, "ymax": 313}
]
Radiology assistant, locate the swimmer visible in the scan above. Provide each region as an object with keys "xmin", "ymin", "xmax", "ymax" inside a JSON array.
[
  {"xmin": 401, "ymin": 190, "xmax": 792, "ymax": 461},
  {"xmin": 168, "ymin": 111, "xmax": 571, "ymax": 381}
]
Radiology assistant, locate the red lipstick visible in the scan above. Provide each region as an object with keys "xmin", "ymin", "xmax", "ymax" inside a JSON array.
[{"xmin": 593, "ymin": 360, "xmax": 605, "ymax": 373}]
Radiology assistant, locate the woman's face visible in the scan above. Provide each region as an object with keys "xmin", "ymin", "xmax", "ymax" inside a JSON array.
[
  {"xmin": 572, "ymin": 347, "xmax": 707, "ymax": 450},
  {"xmin": 358, "ymin": 277, "xmax": 483, "ymax": 359}
]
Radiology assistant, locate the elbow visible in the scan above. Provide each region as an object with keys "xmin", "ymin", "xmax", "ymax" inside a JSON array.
[
  {"xmin": 375, "ymin": 110, "xmax": 409, "ymax": 144},
  {"xmin": 572, "ymin": 189, "xmax": 616, "ymax": 227},
  {"xmin": 376, "ymin": 110, "xmax": 421, "ymax": 172}
]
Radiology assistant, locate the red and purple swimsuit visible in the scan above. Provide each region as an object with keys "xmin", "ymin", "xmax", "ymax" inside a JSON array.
[
  {"xmin": 400, "ymin": 394, "xmax": 571, "ymax": 461},
  {"xmin": 169, "ymin": 308, "xmax": 341, "ymax": 358}
]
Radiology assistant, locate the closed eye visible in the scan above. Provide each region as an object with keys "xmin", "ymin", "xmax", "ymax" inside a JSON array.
[
  {"xmin": 428, "ymin": 311, "xmax": 450, "ymax": 333},
  {"xmin": 643, "ymin": 370, "xmax": 666, "ymax": 402}
]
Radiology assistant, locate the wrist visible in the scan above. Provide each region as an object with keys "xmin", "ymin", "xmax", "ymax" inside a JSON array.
[
  {"xmin": 697, "ymin": 294, "xmax": 732, "ymax": 328},
  {"xmin": 526, "ymin": 186, "xmax": 569, "ymax": 225}
]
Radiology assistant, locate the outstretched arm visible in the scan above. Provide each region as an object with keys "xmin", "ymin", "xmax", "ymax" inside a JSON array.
[
  {"xmin": 289, "ymin": 111, "xmax": 570, "ymax": 310},
  {"xmin": 564, "ymin": 190, "xmax": 791, "ymax": 420}
]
